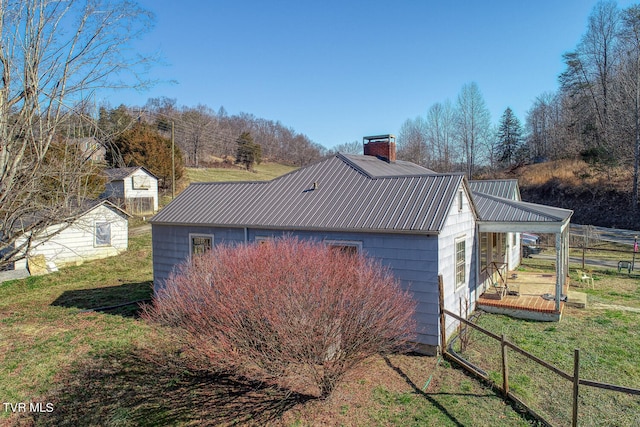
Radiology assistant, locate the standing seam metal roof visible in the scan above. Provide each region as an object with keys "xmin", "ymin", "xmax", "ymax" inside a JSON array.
[
  {"xmin": 150, "ymin": 154, "xmax": 463, "ymax": 233},
  {"xmin": 469, "ymin": 179, "xmax": 520, "ymax": 200},
  {"xmin": 472, "ymin": 191, "xmax": 572, "ymax": 223}
]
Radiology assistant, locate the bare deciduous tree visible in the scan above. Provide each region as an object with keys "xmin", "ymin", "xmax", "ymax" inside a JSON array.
[
  {"xmin": 618, "ymin": 5, "xmax": 640, "ymax": 209},
  {"xmin": 560, "ymin": 1, "xmax": 620, "ymax": 156},
  {"xmin": 179, "ymin": 105, "xmax": 217, "ymax": 167},
  {"xmin": 425, "ymin": 100, "xmax": 457, "ymax": 172},
  {"xmin": 0, "ymin": 0, "xmax": 155, "ymax": 270},
  {"xmin": 331, "ymin": 140, "xmax": 361, "ymax": 155},
  {"xmin": 455, "ymin": 82, "xmax": 492, "ymax": 179},
  {"xmin": 397, "ymin": 116, "xmax": 429, "ymax": 167}
]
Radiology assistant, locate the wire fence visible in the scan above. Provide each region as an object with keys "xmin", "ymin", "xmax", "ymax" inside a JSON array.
[{"xmin": 440, "ymin": 303, "xmax": 640, "ymax": 426}]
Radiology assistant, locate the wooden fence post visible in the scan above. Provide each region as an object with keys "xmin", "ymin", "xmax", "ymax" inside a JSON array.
[
  {"xmin": 572, "ymin": 348, "xmax": 580, "ymax": 427},
  {"xmin": 502, "ymin": 334, "xmax": 509, "ymax": 397},
  {"xmin": 438, "ymin": 275, "xmax": 446, "ymax": 354}
]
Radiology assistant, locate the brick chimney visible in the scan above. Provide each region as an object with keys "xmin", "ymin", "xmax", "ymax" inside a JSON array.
[{"xmin": 363, "ymin": 134, "xmax": 396, "ymax": 162}]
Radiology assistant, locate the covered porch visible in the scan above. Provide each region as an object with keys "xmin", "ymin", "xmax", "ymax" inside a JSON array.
[
  {"xmin": 472, "ymin": 192, "xmax": 573, "ymax": 321},
  {"xmin": 477, "ymin": 270, "xmax": 569, "ymax": 321}
]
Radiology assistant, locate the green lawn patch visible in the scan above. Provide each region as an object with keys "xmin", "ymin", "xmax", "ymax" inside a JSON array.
[{"xmin": 186, "ymin": 162, "xmax": 297, "ymax": 183}]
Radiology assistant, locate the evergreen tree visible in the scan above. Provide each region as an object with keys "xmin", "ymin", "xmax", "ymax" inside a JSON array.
[
  {"xmin": 235, "ymin": 131, "xmax": 262, "ymax": 170},
  {"xmin": 496, "ymin": 107, "xmax": 524, "ymax": 166}
]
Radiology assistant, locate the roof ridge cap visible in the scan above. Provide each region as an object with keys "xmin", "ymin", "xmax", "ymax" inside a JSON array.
[{"xmin": 337, "ymin": 153, "xmax": 375, "ymax": 179}]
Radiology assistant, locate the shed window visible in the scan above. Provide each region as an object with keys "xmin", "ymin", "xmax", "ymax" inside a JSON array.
[
  {"xmin": 95, "ymin": 222, "xmax": 111, "ymax": 246},
  {"xmin": 132, "ymin": 175, "xmax": 150, "ymax": 190},
  {"xmin": 455, "ymin": 238, "xmax": 466, "ymax": 287},
  {"xmin": 458, "ymin": 190, "xmax": 463, "ymax": 211},
  {"xmin": 190, "ymin": 234, "xmax": 213, "ymax": 256},
  {"xmin": 325, "ymin": 240, "xmax": 362, "ymax": 255}
]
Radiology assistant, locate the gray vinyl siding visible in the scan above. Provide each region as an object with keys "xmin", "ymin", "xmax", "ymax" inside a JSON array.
[
  {"xmin": 152, "ymin": 224, "xmax": 245, "ymax": 290},
  {"xmin": 152, "ymin": 225, "xmax": 442, "ymax": 349}
]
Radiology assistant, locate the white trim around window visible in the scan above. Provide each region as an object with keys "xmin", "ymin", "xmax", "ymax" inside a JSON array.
[
  {"xmin": 324, "ymin": 239, "xmax": 363, "ymax": 253},
  {"xmin": 94, "ymin": 221, "xmax": 111, "ymax": 247},
  {"xmin": 189, "ymin": 233, "xmax": 213, "ymax": 256},
  {"xmin": 455, "ymin": 236, "xmax": 466, "ymax": 289}
]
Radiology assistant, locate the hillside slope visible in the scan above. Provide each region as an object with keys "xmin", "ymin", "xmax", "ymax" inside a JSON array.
[{"xmin": 484, "ymin": 160, "xmax": 640, "ymax": 230}]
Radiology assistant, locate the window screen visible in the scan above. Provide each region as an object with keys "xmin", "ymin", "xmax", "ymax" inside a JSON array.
[
  {"xmin": 95, "ymin": 222, "xmax": 111, "ymax": 246},
  {"xmin": 190, "ymin": 235, "xmax": 212, "ymax": 255}
]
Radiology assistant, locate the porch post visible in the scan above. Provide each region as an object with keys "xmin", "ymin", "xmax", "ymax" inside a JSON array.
[
  {"xmin": 555, "ymin": 231, "xmax": 562, "ymax": 312},
  {"xmin": 564, "ymin": 226, "xmax": 570, "ymax": 288}
]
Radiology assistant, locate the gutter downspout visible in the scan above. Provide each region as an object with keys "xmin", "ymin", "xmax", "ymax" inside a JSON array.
[{"xmin": 244, "ymin": 227, "xmax": 248, "ymax": 243}]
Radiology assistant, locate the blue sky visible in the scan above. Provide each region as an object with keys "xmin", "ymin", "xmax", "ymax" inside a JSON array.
[{"xmin": 108, "ymin": 0, "xmax": 636, "ymax": 150}]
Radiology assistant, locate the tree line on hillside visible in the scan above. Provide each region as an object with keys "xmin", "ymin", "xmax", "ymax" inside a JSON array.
[
  {"xmin": 397, "ymin": 1, "xmax": 640, "ymax": 210},
  {"xmin": 54, "ymin": 97, "xmax": 327, "ymax": 190},
  {"xmin": 130, "ymin": 97, "xmax": 325, "ymax": 168}
]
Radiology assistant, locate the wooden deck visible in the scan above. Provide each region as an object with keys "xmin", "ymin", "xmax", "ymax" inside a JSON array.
[{"xmin": 477, "ymin": 271, "xmax": 567, "ymax": 321}]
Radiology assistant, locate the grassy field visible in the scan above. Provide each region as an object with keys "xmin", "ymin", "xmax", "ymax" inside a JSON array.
[
  {"xmin": 452, "ymin": 259, "xmax": 640, "ymax": 426},
  {"xmin": 185, "ymin": 162, "xmax": 298, "ymax": 183},
  {"xmin": 1, "ymin": 228, "xmax": 539, "ymax": 426}
]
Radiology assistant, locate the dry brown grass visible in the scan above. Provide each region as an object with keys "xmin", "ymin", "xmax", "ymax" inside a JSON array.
[
  {"xmin": 517, "ymin": 159, "xmax": 587, "ymax": 187},
  {"xmin": 512, "ymin": 159, "xmax": 633, "ymax": 191}
]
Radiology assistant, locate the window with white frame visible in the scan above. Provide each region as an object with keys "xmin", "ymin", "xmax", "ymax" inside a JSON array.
[
  {"xmin": 190, "ymin": 234, "xmax": 213, "ymax": 256},
  {"xmin": 95, "ymin": 222, "xmax": 111, "ymax": 246},
  {"xmin": 455, "ymin": 237, "xmax": 466, "ymax": 287},
  {"xmin": 325, "ymin": 239, "xmax": 362, "ymax": 255},
  {"xmin": 132, "ymin": 175, "xmax": 150, "ymax": 190}
]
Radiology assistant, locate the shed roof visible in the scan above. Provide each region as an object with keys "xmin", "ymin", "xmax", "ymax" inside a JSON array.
[
  {"xmin": 151, "ymin": 154, "xmax": 464, "ymax": 234},
  {"xmin": 9, "ymin": 199, "xmax": 130, "ymax": 232},
  {"xmin": 103, "ymin": 166, "xmax": 157, "ymax": 182}
]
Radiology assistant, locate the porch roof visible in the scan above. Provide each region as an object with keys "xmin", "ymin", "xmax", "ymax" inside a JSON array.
[{"xmin": 473, "ymin": 191, "xmax": 573, "ymax": 233}]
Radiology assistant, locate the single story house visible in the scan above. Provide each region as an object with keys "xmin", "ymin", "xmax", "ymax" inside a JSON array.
[
  {"xmin": 150, "ymin": 135, "xmax": 572, "ymax": 355},
  {"xmin": 102, "ymin": 166, "xmax": 159, "ymax": 215},
  {"xmin": 12, "ymin": 200, "xmax": 130, "ymax": 272}
]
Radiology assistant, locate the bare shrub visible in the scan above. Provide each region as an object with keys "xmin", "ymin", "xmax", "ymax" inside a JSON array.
[{"xmin": 143, "ymin": 237, "xmax": 416, "ymax": 398}]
